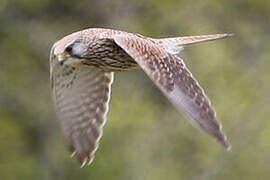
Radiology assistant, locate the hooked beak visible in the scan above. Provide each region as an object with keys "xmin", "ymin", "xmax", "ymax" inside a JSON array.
[{"xmin": 57, "ymin": 54, "xmax": 66, "ymax": 65}]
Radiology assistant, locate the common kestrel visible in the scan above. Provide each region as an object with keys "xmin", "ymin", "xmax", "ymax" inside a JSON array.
[{"xmin": 50, "ymin": 28, "xmax": 232, "ymax": 167}]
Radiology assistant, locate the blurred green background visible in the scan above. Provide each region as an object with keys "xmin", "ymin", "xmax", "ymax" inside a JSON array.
[{"xmin": 0, "ymin": 0, "xmax": 270, "ymax": 179}]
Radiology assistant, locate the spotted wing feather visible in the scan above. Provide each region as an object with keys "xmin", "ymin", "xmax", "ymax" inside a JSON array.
[
  {"xmin": 50, "ymin": 53, "xmax": 113, "ymax": 166},
  {"xmin": 113, "ymin": 35, "xmax": 230, "ymax": 150}
]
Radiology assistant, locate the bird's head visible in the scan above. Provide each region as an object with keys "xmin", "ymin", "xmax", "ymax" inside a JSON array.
[{"xmin": 52, "ymin": 32, "xmax": 88, "ymax": 66}]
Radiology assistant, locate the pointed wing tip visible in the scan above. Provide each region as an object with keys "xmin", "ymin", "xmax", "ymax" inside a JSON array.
[
  {"xmin": 221, "ymin": 139, "xmax": 232, "ymax": 152},
  {"xmin": 216, "ymin": 132, "xmax": 231, "ymax": 151},
  {"xmin": 216, "ymin": 33, "xmax": 234, "ymax": 40},
  {"xmin": 77, "ymin": 155, "xmax": 95, "ymax": 168},
  {"xmin": 224, "ymin": 33, "xmax": 234, "ymax": 38},
  {"xmin": 226, "ymin": 144, "xmax": 232, "ymax": 152},
  {"xmin": 68, "ymin": 144, "xmax": 96, "ymax": 167}
]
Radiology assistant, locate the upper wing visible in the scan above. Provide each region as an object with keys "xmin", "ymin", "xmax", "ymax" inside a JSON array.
[
  {"xmin": 50, "ymin": 51, "xmax": 114, "ymax": 167},
  {"xmin": 112, "ymin": 35, "xmax": 230, "ymax": 150}
]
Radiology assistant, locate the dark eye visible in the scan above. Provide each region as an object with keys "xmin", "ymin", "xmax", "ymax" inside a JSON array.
[{"xmin": 65, "ymin": 46, "xmax": 73, "ymax": 53}]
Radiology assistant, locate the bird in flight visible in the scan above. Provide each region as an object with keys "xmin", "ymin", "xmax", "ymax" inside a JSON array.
[{"xmin": 50, "ymin": 28, "xmax": 232, "ymax": 167}]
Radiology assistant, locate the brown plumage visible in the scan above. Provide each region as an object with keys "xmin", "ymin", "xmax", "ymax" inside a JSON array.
[{"xmin": 50, "ymin": 28, "xmax": 232, "ymax": 167}]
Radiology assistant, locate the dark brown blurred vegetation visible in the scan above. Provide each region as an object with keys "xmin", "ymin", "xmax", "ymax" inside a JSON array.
[{"xmin": 0, "ymin": 0, "xmax": 270, "ymax": 179}]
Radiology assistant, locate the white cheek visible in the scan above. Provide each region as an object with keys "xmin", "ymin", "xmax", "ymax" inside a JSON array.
[{"xmin": 72, "ymin": 44, "xmax": 88, "ymax": 55}]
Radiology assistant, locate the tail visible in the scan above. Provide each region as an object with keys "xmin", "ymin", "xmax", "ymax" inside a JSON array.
[{"xmin": 158, "ymin": 33, "xmax": 233, "ymax": 54}]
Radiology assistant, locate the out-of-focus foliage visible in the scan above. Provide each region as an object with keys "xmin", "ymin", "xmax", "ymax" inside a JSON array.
[{"xmin": 0, "ymin": 0, "xmax": 269, "ymax": 179}]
